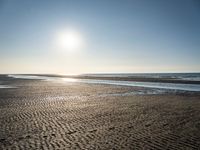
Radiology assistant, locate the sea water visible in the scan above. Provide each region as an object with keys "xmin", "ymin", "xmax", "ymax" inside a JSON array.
[{"xmin": 7, "ymin": 74, "xmax": 200, "ymax": 92}]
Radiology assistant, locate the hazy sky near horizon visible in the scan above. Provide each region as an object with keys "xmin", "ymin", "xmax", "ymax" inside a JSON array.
[{"xmin": 0, "ymin": 0, "xmax": 200, "ymax": 74}]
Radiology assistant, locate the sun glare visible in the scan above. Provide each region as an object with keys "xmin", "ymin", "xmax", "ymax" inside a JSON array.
[
  {"xmin": 56, "ymin": 29, "xmax": 84, "ymax": 52},
  {"xmin": 62, "ymin": 78, "xmax": 77, "ymax": 82}
]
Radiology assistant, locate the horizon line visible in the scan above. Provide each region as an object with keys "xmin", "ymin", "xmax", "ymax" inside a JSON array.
[{"xmin": 1, "ymin": 72, "xmax": 200, "ymax": 75}]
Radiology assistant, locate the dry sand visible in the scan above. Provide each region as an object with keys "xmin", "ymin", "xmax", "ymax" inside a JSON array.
[{"xmin": 0, "ymin": 79, "xmax": 200, "ymax": 149}]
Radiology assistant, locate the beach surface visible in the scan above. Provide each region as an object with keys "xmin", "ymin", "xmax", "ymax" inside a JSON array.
[{"xmin": 0, "ymin": 75, "xmax": 200, "ymax": 149}]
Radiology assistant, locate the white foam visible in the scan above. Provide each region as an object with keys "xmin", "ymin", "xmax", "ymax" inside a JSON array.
[
  {"xmin": 180, "ymin": 77, "xmax": 200, "ymax": 81},
  {"xmin": 0, "ymin": 85, "xmax": 16, "ymax": 88},
  {"xmin": 8, "ymin": 74, "xmax": 56, "ymax": 81}
]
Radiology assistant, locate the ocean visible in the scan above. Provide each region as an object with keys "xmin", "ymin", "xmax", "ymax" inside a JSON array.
[{"xmin": 82, "ymin": 73, "xmax": 200, "ymax": 81}]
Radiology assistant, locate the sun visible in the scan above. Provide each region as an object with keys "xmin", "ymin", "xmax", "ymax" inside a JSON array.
[{"xmin": 56, "ymin": 29, "xmax": 84, "ymax": 52}]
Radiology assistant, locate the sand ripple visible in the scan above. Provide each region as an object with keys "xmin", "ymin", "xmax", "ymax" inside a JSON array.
[{"xmin": 0, "ymin": 80, "xmax": 200, "ymax": 149}]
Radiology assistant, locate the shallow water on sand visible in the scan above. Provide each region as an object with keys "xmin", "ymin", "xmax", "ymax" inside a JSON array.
[
  {"xmin": 0, "ymin": 85, "xmax": 16, "ymax": 88},
  {"xmin": 7, "ymin": 74, "xmax": 200, "ymax": 92}
]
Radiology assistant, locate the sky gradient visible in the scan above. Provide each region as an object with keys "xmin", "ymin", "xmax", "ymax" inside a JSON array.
[{"xmin": 0, "ymin": 0, "xmax": 200, "ymax": 74}]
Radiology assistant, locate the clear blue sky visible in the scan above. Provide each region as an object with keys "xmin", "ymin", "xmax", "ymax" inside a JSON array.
[{"xmin": 0, "ymin": 0, "xmax": 200, "ymax": 74}]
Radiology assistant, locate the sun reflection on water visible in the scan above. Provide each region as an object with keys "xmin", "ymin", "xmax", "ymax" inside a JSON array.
[{"xmin": 62, "ymin": 78, "xmax": 77, "ymax": 82}]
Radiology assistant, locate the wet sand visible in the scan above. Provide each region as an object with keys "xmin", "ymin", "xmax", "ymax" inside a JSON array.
[
  {"xmin": 28, "ymin": 74, "xmax": 200, "ymax": 84},
  {"xmin": 0, "ymin": 79, "xmax": 200, "ymax": 149}
]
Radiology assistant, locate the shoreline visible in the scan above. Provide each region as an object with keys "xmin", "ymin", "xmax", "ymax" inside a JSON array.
[
  {"xmin": 3, "ymin": 74, "xmax": 200, "ymax": 92},
  {"xmin": 7, "ymin": 74, "xmax": 200, "ymax": 84}
]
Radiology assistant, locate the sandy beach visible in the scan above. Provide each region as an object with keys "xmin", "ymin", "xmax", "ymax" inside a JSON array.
[
  {"xmin": 0, "ymin": 76, "xmax": 200, "ymax": 149},
  {"xmin": 1, "ymin": 0, "xmax": 200, "ymax": 149}
]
